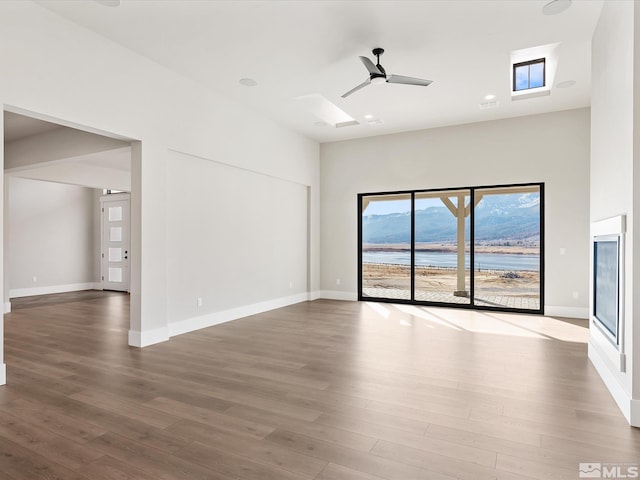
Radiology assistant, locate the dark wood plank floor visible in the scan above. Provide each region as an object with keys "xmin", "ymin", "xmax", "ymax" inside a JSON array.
[{"xmin": 1, "ymin": 291, "xmax": 639, "ymax": 479}]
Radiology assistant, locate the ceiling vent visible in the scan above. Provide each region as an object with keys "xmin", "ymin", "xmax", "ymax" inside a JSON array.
[{"xmin": 479, "ymin": 101, "xmax": 499, "ymax": 110}]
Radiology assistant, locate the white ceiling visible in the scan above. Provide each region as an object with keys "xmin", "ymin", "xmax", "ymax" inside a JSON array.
[
  {"xmin": 4, "ymin": 112, "xmax": 131, "ymax": 190},
  {"xmin": 8, "ymin": 147, "xmax": 132, "ymax": 191},
  {"xmin": 37, "ymin": 0, "xmax": 603, "ymax": 143},
  {"xmin": 4, "ymin": 112, "xmax": 63, "ymax": 143}
]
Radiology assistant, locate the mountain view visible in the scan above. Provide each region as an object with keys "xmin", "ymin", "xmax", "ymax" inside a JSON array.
[{"xmin": 363, "ymin": 193, "xmax": 540, "ymax": 245}]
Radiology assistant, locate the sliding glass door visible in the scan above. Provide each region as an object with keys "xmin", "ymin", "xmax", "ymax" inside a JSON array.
[
  {"xmin": 360, "ymin": 194, "xmax": 412, "ymax": 300},
  {"xmin": 358, "ymin": 183, "xmax": 543, "ymax": 313},
  {"xmin": 473, "ymin": 186, "xmax": 542, "ymax": 310},
  {"xmin": 414, "ymin": 190, "xmax": 470, "ymax": 305}
]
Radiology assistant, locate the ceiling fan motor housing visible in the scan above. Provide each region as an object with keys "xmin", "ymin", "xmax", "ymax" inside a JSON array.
[{"xmin": 372, "ymin": 48, "xmax": 386, "ymax": 76}]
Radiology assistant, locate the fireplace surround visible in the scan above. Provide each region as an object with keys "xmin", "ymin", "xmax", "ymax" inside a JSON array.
[{"xmin": 590, "ymin": 215, "xmax": 626, "ymax": 372}]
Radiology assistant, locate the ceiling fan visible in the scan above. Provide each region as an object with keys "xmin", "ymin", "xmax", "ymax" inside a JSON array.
[{"xmin": 342, "ymin": 48, "xmax": 433, "ymax": 98}]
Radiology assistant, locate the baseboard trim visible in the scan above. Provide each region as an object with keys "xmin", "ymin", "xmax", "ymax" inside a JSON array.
[
  {"xmin": 308, "ymin": 290, "xmax": 321, "ymax": 301},
  {"xmin": 128, "ymin": 327, "xmax": 170, "ymax": 348},
  {"xmin": 631, "ymin": 399, "xmax": 640, "ymax": 427},
  {"xmin": 10, "ymin": 282, "xmax": 101, "ymax": 299},
  {"xmin": 544, "ymin": 305, "xmax": 588, "ymax": 319},
  {"xmin": 168, "ymin": 292, "xmax": 309, "ymax": 338},
  {"xmin": 0, "ymin": 363, "xmax": 6, "ymax": 386},
  {"xmin": 4, "ymin": 302, "xmax": 10, "ymax": 314},
  {"xmin": 320, "ymin": 290, "xmax": 357, "ymax": 301},
  {"xmin": 588, "ymin": 341, "xmax": 636, "ymax": 426}
]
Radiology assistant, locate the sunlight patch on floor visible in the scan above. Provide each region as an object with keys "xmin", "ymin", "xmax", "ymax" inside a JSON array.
[
  {"xmin": 419, "ymin": 306, "xmax": 547, "ymax": 339},
  {"xmin": 364, "ymin": 301, "xmax": 391, "ymax": 319},
  {"xmin": 363, "ymin": 300, "xmax": 588, "ymax": 343},
  {"xmin": 394, "ymin": 304, "xmax": 464, "ymax": 330},
  {"xmin": 362, "ymin": 302, "xmax": 588, "ymax": 343}
]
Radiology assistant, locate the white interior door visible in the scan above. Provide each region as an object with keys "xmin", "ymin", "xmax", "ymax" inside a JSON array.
[{"xmin": 101, "ymin": 194, "xmax": 130, "ymax": 292}]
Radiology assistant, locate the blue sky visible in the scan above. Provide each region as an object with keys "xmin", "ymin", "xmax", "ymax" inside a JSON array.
[
  {"xmin": 515, "ymin": 61, "xmax": 544, "ymax": 91},
  {"xmin": 364, "ymin": 197, "xmax": 450, "ymax": 215}
]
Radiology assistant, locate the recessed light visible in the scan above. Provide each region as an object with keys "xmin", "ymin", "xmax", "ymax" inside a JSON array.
[
  {"xmin": 314, "ymin": 121, "xmax": 328, "ymax": 127},
  {"xmin": 556, "ymin": 80, "xmax": 576, "ymax": 88},
  {"xmin": 484, "ymin": 94, "xmax": 496, "ymax": 100},
  {"xmin": 239, "ymin": 78, "xmax": 258, "ymax": 87},
  {"xmin": 542, "ymin": 0, "xmax": 572, "ymax": 15},
  {"xmin": 364, "ymin": 114, "xmax": 374, "ymax": 119},
  {"xmin": 367, "ymin": 119, "xmax": 383, "ymax": 125}
]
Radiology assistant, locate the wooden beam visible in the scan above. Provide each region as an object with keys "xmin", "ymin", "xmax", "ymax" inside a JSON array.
[{"xmin": 440, "ymin": 196, "xmax": 458, "ymax": 217}]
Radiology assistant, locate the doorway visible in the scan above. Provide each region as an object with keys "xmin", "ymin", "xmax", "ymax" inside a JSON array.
[
  {"xmin": 2, "ymin": 108, "xmax": 139, "ymax": 332},
  {"xmin": 100, "ymin": 193, "xmax": 130, "ymax": 292}
]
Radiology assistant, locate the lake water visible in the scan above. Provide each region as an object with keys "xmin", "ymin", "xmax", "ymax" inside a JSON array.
[{"xmin": 363, "ymin": 251, "xmax": 539, "ymax": 271}]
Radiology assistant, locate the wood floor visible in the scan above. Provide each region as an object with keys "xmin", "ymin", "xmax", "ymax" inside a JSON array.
[{"xmin": 1, "ymin": 292, "xmax": 639, "ymax": 480}]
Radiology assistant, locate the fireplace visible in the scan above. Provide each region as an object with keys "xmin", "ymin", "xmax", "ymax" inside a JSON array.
[
  {"xmin": 593, "ymin": 234, "xmax": 620, "ymax": 343},
  {"xmin": 589, "ymin": 216, "xmax": 629, "ymax": 421},
  {"xmin": 591, "ymin": 215, "xmax": 625, "ymax": 366}
]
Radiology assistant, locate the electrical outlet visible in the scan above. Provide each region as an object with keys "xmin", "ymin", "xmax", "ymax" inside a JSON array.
[
  {"xmin": 336, "ymin": 278, "xmax": 341, "ymax": 285},
  {"xmin": 197, "ymin": 297, "xmax": 203, "ymax": 308},
  {"xmin": 572, "ymin": 291, "xmax": 579, "ymax": 299},
  {"xmin": 32, "ymin": 276, "xmax": 37, "ymax": 283},
  {"xmin": 289, "ymin": 281, "xmax": 293, "ymax": 289}
]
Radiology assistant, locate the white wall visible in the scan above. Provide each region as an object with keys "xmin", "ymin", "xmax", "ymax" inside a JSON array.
[
  {"xmin": 166, "ymin": 151, "xmax": 309, "ymax": 336},
  {"xmin": 7, "ymin": 177, "xmax": 99, "ymax": 298},
  {"xmin": 0, "ymin": 1, "xmax": 320, "ymax": 355},
  {"xmin": 320, "ymin": 108, "xmax": 590, "ymax": 317},
  {"xmin": 589, "ymin": 0, "xmax": 640, "ymax": 426}
]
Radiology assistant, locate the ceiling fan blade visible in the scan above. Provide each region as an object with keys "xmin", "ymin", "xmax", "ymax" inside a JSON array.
[
  {"xmin": 341, "ymin": 79, "xmax": 371, "ymax": 98},
  {"xmin": 387, "ymin": 74, "xmax": 433, "ymax": 87},
  {"xmin": 359, "ymin": 56, "xmax": 382, "ymax": 76}
]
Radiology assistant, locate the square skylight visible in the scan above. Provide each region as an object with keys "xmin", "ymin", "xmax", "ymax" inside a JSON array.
[
  {"xmin": 510, "ymin": 44, "xmax": 558, "ymax": 101},
  {"xmin": 513, "ymin": 58, "xmax": 545, "ymax": 92},
  {"xmin": 295, "ymin": 94, "xmax": 359, "ymax": 128}
]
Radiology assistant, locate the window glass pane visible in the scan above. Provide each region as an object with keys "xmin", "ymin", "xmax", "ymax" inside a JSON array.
[
  {"xmin": 361, "ymin": 194, "xmax": 412, "ymax": 300},
  {"xmin": 110, "ymin": 227, "xmax": 122, "ymax": 242},
  {"xmin": 109, "ymin": 267, "xmax": 122, "ymax": 283},
  {"xmin": 414, "ymin": 191, "xmax": 470, "ymax": 304},
  {"xmin": 529, "ymin": 62, "xmax": 544, "ymax": 88},
  {"xmin": 514, "ymin": 65, "xmax": 530, "ymax": 91},
  {"xmin": 109, "ymin": 247, "xmax": 122, "ymax": 262},
  {"xmin": 473, "ymin": 187, "xmax": 541, "ymax": 311},
  {"xmin": 109, "ymin": 206, "xmax": 123, "ymax": 222}
]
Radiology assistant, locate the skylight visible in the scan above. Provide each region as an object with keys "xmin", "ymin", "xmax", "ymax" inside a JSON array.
[
  {"xmin": 294, "ymin": 94, "xmax": 359, "ymax": 128},
  {"xmin": 510, "ymin": 44, "xmax": 558, "ymax": 101},
  {"xmin": 513, "ymin": 58, "xmax": 545, "ymax": 92}
]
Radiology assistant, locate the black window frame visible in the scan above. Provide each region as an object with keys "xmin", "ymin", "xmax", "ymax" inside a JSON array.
[
  {"xmin": 357, "ymin": 182, "xmax": 545, "ymax": 315},
  {"xmin": 513, "ymin": 58, "xmax": 546, "ymax": 92}
]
